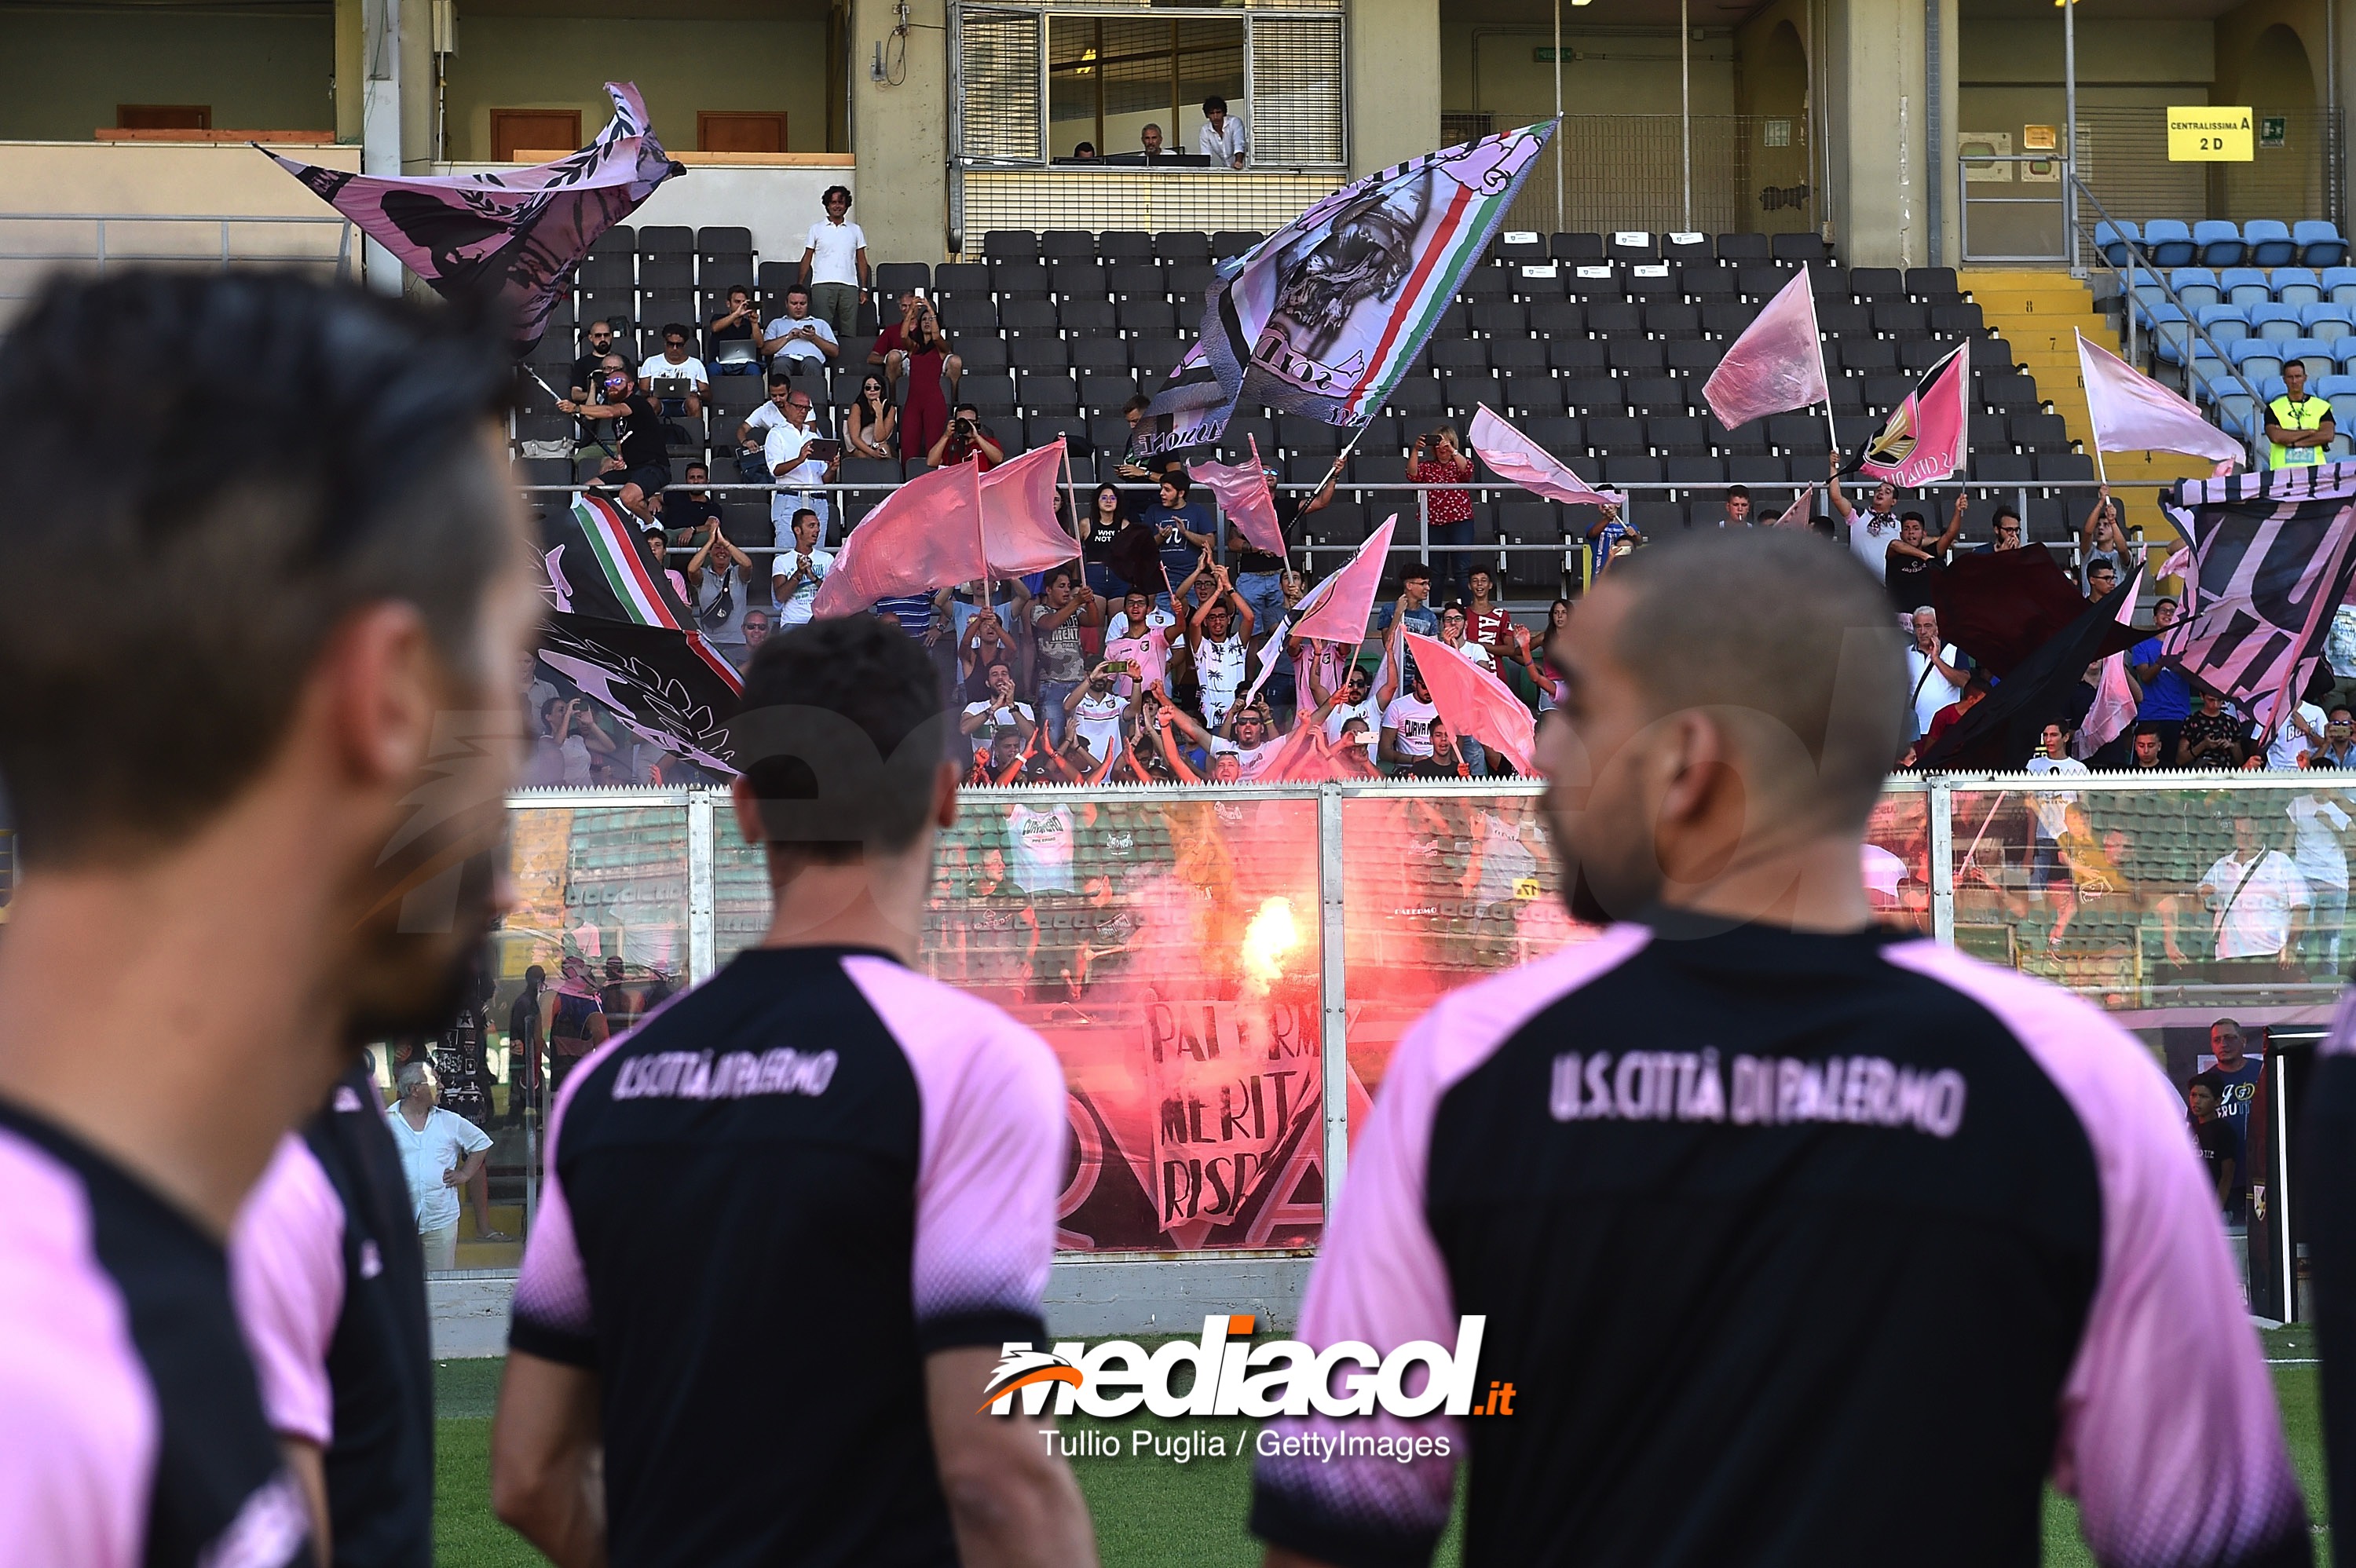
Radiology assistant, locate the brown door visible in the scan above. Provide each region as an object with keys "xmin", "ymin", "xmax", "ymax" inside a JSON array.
[
  {"xmin": 697, "ymin": 111, "xmax": 788, "ymax": 155},
  {"xmin": 117, "ymin": 105, "xmax": 210, "ymax": 131},
  {"xmin": 491, "ymin": 109, "xmax": 583, "ymax": 162}
]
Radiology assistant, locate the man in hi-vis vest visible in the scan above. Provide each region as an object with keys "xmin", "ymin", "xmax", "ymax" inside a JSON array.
[{"xmin": 2266, "ymin": 360, "xmax": 2337, "ymax": 467}]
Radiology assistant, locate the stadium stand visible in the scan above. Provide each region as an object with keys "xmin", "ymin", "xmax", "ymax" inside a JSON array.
[{"xmin": 526, "ymin": 222, "xmax": 2119, "ymax": 590}]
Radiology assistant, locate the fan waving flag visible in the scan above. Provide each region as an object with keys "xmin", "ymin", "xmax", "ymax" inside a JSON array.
[
  {"xmin": 1701, "ymin": 270, "xmax": 1831, "ymax": 432},
  {"xmin": 1139, "ymin": 122, "xmax": 1555, "ymax": 455},
  {"xmin": 1847, "ymin": 342, "xmax": 1970, "ymax": 488},
  {"xmin": 538, "ymin": 493, "xmax": 742, "ymax": 773},
  {"xmin": 266, "ymin": 82, "xmax": 682, "ymax": 354},
  {"xmin": 1469, "ymin": 406, "xmax": 1624, "ymax": 509},
  {"xmin": 978, "ymin": 441, "xmax": 1087, "ymax": 576},
  {"xmin": 2160, "ymin": 462, "xmax": 2356, "ymax": 726},
  {"xmin": 1188, "ymin": 437, "xmax": 1289, "ymax": 556},
  {"xmin": 2076, "ymin": 330, "xmax": 2246, "ymax": 465},
  {"xmin": 1404, "ymin": 632, "xmax": 1537, "ymax": 774}
]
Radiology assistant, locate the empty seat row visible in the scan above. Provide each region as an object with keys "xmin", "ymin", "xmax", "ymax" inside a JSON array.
[
  {"xmin": 2098, "ymin": 218, "xmax": 2348, "ymax": 270},
  {"xmin": 2135, "ymin": 265, "xmax": 2356, "ymax": 316}
]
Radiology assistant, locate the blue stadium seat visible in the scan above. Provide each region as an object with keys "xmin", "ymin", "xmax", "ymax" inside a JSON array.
[
  {"xmin": 2247, "ymin": 302, "xmax": 2302, "ymax": 342},
  {"xmin": 2244, "ymin": 219, "xmax": 2297, "ymax": 269},
  {"xmin": 2326, "ymin": 266, "xmax": 2356, "ymax": 305},
  {"xmin": 2219, "ymin": 267, "xmax": 2270, "ymax": 306},
  {"xmin": 2194, "ymin": 220, "xmax": 2246, "ymax": 267},
  {"xmin": 2303, "ymin": 303, "xmax": 2356, "ymax": 343},
  {"xmin": 2226, "ymin": 339, "xmax": 2285, "ymax": 385},
  {"xmin": 2197, "ymin": 303, "xmax": 2254, "ymax": 344},
  {"xmin": 2272, "ymin": 266, "xmax": 2323, "ymax": 305},
  {"xmin": 2131, "ymin": 283, "xmax": 2170, "ymax": 324},
  {"xmin": 2170, "ymin": 267, "xmax": 2222, "ymax": 309},
  {"xmin": 2144, "ymin": 220, "xmax": 2197, "ymax": 268},
  {"xmin": 2287, "ymin": 338, "xmax": 2337, "ymax": 381},
  {"xmin": 2327, "ymin": 368, "xmax": 2356, "ymax": 396},
  {"xmin": 2145, "ymin": 302, "xmax": 2192, "ymax": 363},
  {"xmin": 2299, "ymin": 221, "xmax": 2351, "ymax": 268},
  {"xmin": 2094, "ymin": 220, "xmax": 2141, "ymax": 269},
  {"xmin": 2190, "ymin": 358, "xmax": 2236, "ymax": 406},
  {"xmin": 2216, "ymin": 396, "xmax": 2263, "ymax": 439}
]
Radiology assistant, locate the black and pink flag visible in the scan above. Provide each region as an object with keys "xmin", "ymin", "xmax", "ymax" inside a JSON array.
[
  {"xmin": 1846, "ymin": 343, "xmax": 1970, "ymax": 488},
  {"xmin": 266, "ymin": 82, "xmax": 682, "ymax": 353}
]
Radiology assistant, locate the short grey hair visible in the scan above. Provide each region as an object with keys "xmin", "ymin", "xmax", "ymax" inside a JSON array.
[{"xmin": 395, "ymin": 1060, "xmax": 437, "ymax": 1096}]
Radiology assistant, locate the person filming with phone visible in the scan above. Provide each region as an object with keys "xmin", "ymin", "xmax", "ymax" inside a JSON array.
[{"xmin": 926, "ymin": 400, "xmax": 1004, "ymax": 471}]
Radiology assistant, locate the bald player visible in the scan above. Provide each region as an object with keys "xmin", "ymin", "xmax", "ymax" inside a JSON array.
[
  {"xmin": 1252, "ymin": 530, "xmax": 2309, "ymax": 1568},
  {"xmin": 0, "ymin": 273, "xmax": 535, "ymax": 1566}
]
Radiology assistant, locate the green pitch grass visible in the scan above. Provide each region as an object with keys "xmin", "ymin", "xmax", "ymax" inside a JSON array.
[{"xmin": 432, "ymin": 1329, "xmax": 2332, "ymax": 1566}]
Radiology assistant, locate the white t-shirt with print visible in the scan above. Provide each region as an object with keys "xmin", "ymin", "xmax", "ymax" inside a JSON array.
[
  {"xmin": 1384, "ymin": 695, "xmax": 1439, "ymax": 758},
  {"xmin": 638, "ymin": 353, "xmax": 708, "ymax": 389},
  {"xmin": 962, "ymin": 700, "xmax": 1036, "ymax": 761},
  {"xmin": 386, "ymin": 1105, "xmax": 492, "ymax": 1234},
  {"xmin": 1195, "ymin": 633, "xmax": 1249, "ymax": 726},
  {"xmin": 1326, "ymin": 696, "xmax": 1381, "ymax": 758},
  {"xmin": 1071, "ymin": 689, "xmax": 1127, "ymax": 765},
  {"xmin": 772, "ymin": 545, "xmax": 835, "ymax": 624},
  {"xmin": 1008, "ymin": 801, "xmax": 1077, "ymax": 893},
  {"xmin": 804, "ymin": 220, "xmax": 869, "ymax": 287},
  {"xmin": 2265, "ymin": 700, "xmax": 2331, "ymax": 771},
  {"xmin": 1848, "ymin": 508, "xmax": 1901, "ymax": 579},
  {"xmin": 2024, "ymin": 754, "xmax": 2088, "ymax": 842},
  {"xmin": 2290, "ymin": 794, "xmax": 2352, "ymax": 891}
]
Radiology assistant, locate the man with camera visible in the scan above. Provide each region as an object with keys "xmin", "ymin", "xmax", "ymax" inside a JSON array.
[
  {"xmin": 927, "ymin": 401, "xmax": 1004, "ymax": 472},
  {"xmin": 635, "ymin": 322, "xmax": 708, "ymax": 419}
]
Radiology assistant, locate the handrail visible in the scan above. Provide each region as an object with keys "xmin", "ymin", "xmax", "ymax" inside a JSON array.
[{"xmin": 2068, "ymin": 174, "xmax": 2263, "ymax": 469}]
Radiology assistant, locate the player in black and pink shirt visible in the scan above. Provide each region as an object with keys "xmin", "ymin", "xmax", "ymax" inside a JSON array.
[
  {"xmin": 1255, "ymin": 531, "xmax": 2310, "ymax": 1568},
  {"xmin": 0, "ymin": 273, "xmax": 536, "ymax": 1565},
  {"xmin": 492, "ymin": 616, "xmax": 1098, "ymax": 1567}
]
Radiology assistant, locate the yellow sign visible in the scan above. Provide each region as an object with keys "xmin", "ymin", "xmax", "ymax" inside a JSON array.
[{"xmin": 2168, "ymin": 106, "xmax": 2253, "ymax": 161}]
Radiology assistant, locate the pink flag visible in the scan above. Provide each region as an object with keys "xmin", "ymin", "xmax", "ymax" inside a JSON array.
[
  {"xmin": 2076, "ymin": 330, "xmax": 2245, "ymax": 465},
  {"xmin": 978, "ymin": 443, "xmax": 1083, "ymax": 576},
  {"xmin": 1703, "ymin": 269, "xmax": 1831, "ymax": 432},
  {"xmin": 1771, "ymin": 484, "xmax": 1818, "ymax": 528},
  {"xmin": 2074, "ymin": 564, "xmax": 2146, "ymax": 758},
  {"xmin": 1852, "ymin": 344, "xmax": 1970, "ymax": 488},
  {"xmin": 1405, "ymin": 633, "xmax": 1537, "ymax": 775},
  {"xmin": 1187, "ymin": 437, "xmax": 1288, "ymax": 557},
  {"xmin": 1290, "ymin": 516, "xmax": 1399, "ymax": 646},
  {"xmin": 809, "ymin": 461, "xmax": 985, "ymax": 616},
  {"xmin": 1468, "ymin": 406, "xmax": 1625, "ymax": 509}
]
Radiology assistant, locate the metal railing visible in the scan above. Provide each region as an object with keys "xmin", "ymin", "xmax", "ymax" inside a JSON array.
[{"xmin": 0, "ymin": 212, "xmax": 355, "ymax": 306}]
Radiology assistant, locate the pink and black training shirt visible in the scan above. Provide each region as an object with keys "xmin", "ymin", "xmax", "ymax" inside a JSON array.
[
  {"xmin": 0, "ymin": 1100, "xmax": 311, "ymax": 1568},
  {"xmin": 510, "ymin": 944, "xmax": 1066, "ymax": 1566},
  {"xmin": 1253, "ymin": 919, "xmax": 2310, "ymax": 1568}
]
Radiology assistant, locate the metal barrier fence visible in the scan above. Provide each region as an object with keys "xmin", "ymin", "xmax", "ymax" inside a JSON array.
[
  {"xmin": 430, "ymin": 772, "xmax": 2340, "ymax": 1274},
  {"xmin": 0, "ymin": 212, "xmax": 355, "ymax": 310},
  {"xmin": 525, "ymin": 475, "xmax": 2187, "ymax": 609}
]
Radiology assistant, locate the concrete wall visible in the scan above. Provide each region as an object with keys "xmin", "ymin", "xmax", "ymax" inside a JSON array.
[
  {"xmin": 848, "ymin": 0, "xmax": 949, "ymax": 262},
  {"xmin": 0, "ymin": 5, "xmax": 337, "ymax": 140},
  {"xmin": 441, "ymin": 13, "xmax": 831, "ymax": 163},
  {"xmin": 1352, "ymin": 0, "xmax": 1441, "ymax": 177},
  {"xmin": 1827, "ymin": 0, "xmax": 1931, "ymax": 269}
]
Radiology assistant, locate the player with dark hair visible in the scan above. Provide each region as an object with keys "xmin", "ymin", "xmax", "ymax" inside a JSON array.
[
  {"xmin": 1253, "ymin": 529, "xmax": 2309, "ymax": 1568},
  {"xmin": 0, "ymin": 270, "xmax": 536, "ymax": 1564},
  {"xmin": 492, "ymin": 616, "xmax": 1099, "ymax": 1567}
]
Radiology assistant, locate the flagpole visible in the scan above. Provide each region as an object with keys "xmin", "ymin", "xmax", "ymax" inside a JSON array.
[{"xmin": 1824, "ymin": 398, "xmax": 1840, "ymax": 466}]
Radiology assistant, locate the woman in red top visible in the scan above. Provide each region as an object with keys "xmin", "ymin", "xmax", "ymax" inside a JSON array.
[
  {"xmin": 873, "ymin": 294, "xmax": 960, "ymax": 470},
  {"xmin": 1408, "ymin": 422, "xmax": 1477, "ymax": 601}
]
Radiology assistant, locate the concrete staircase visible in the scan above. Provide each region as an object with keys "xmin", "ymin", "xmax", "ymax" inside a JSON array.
[{"xmin": 1959, "ymin": 268, "xmax": 2215, "ymax": 492}]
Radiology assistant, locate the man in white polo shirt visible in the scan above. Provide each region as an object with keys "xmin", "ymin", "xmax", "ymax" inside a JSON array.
[
  {"xmin": 798, "ymin": 185, "xmax": 870, "ymax": 346},
  {"xmin": 385, "ymin": 1061, "xmax": 493, "ymax": 1273}
]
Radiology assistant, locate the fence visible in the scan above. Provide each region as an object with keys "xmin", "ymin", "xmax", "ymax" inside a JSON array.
[
  {"xmin": 424, "ymin": 771, "xmax": 2345, "ymax": 1277},
  {"xmin": 525, "ymin": 476, "xmax": 2190, "ymax": 606},
  {"xmin": 0, "ymin": 212, "xmax": 354, "ymax": 316}
]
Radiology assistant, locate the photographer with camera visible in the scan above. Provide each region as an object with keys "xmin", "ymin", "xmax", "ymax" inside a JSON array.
[
  {"xmin": 1407, "ymin": 421, "xmax": 1477, "ymax": 601},
  {"xmin": 926, "ymin": 401, "xmax": 1005, "ymax": 472},
  {"xmin": 636, "ymin": 322, "xmax": 708, "ymax": 418},
  {"xmin": 872, "ymin": 290, "xmax": 962, "ymax": 467}
]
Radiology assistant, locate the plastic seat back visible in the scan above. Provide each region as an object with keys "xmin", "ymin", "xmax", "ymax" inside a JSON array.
[
  {"xmin": 2244, "ymin": 219, "xmax": 2296, "ymax": 269},
  {"xmin": 2193, "ymin": 220, "xmax": 2246, "ymax": 267}
]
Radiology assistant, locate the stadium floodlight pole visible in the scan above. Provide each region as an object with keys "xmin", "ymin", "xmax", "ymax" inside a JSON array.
[
  {"xmin": 1553, "ymin": 0, "xmax": 1564, "ymax": 228},
  {"xmin": 1681, "ymin": 0, "xmax": 1692, "ymax": 232},
  {"xmin": 2063, "ymin": 0, "xmax": 2079, "ymax": 271}
]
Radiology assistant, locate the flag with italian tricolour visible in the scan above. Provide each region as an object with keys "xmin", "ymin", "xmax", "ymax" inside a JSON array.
[{"xmin": 1139, "ymin": 122, "xmax": 1556, "ymax": 454}]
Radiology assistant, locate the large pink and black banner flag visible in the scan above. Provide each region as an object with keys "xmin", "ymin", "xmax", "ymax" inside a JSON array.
[
  {"xmin": 1140, "ymin": 122, "xmax": 1555, "ymax": 454},
  {"xmin": 1846, "ymin": 342, "xmax": 1970, "ymax": 488},
  {"xmin": 268, "ymin": 82, "xmax": 682, "ymax": 353}
]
